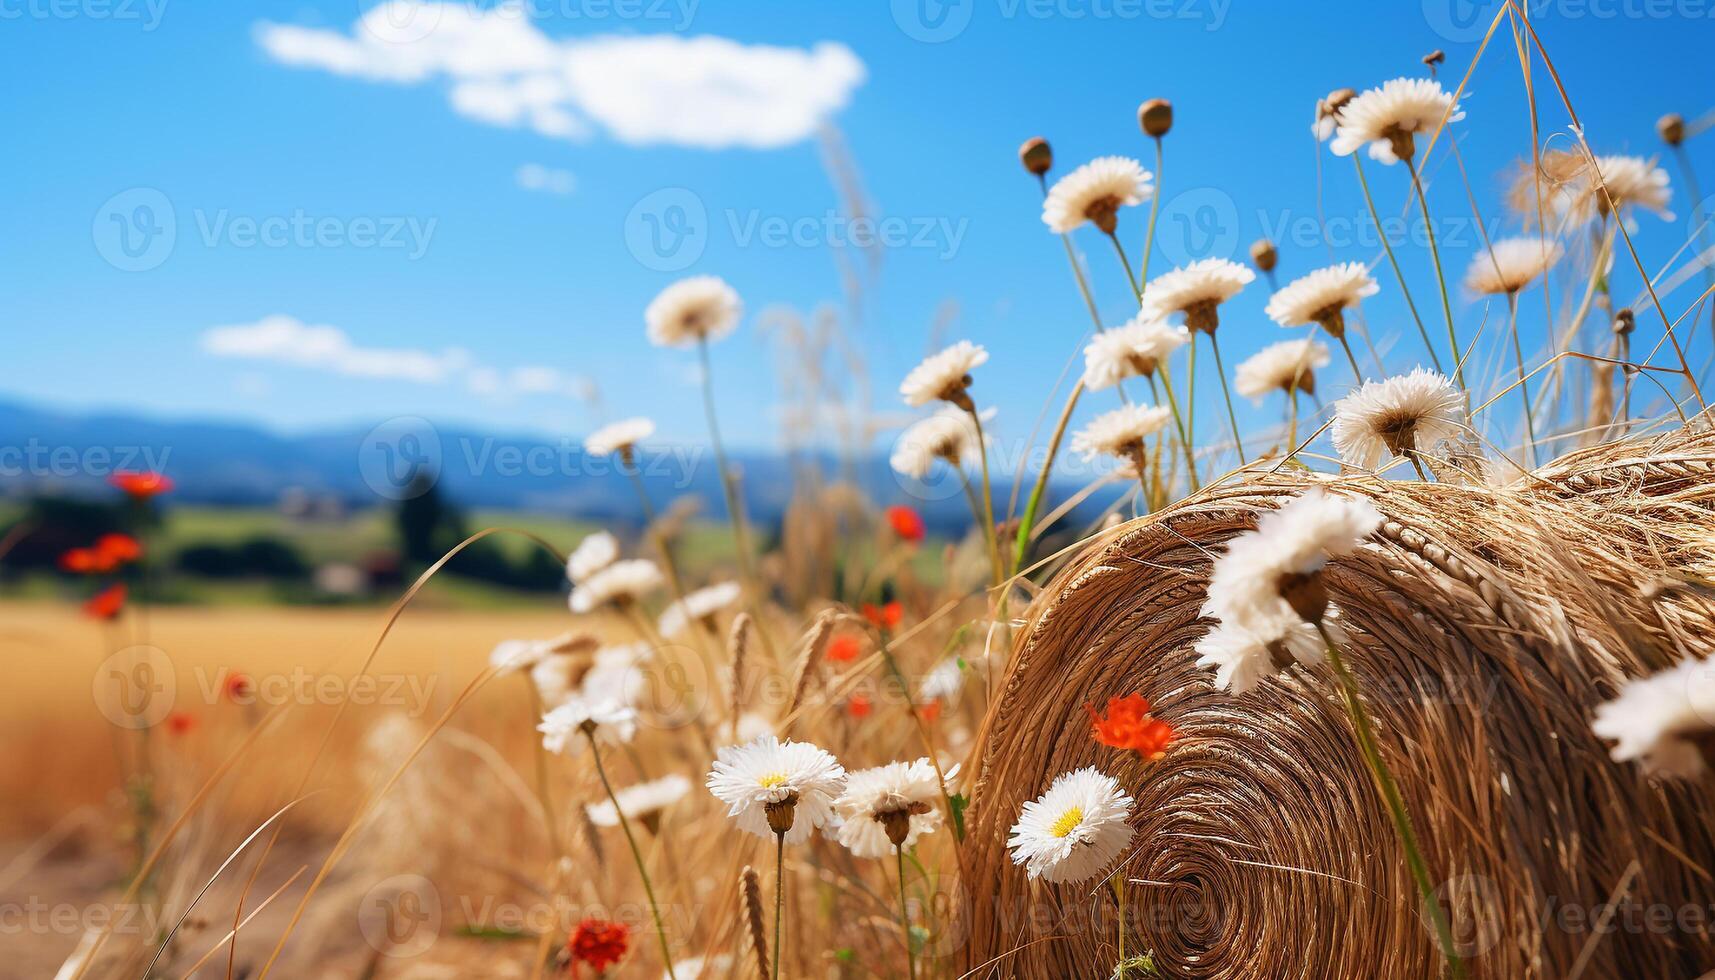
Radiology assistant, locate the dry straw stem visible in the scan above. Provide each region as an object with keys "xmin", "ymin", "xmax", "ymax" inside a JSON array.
[{"xmin": 958, "ymin": 427, "xmax": 1715, "ymax": 978}]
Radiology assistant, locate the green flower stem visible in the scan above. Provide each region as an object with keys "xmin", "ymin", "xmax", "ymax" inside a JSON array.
[
  {"xmin": 1353, "ymin": 155, "xmax": 1442, "ymax": 374},
  {"xmin": 1316, "ymin": 623, "xmax": 1464, "ymax": 980},
  {"xmin": 1405, "ymin": 156, "xmax": 1466, "ymax": 392},
  {"xmin": 585, "ymin": 730, "xmax": 677, "ymax": 980}
]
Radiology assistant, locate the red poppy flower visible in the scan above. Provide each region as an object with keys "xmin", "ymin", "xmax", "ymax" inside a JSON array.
[
  {"xmin": 1086, "ymin": 693, "xmax": 1176, "ymax": 760},
  {"xmin": 886, "ymin": 505, "xmax": 926, "ymax": 543},
  {"xmin": 919, "ymin": 698, "xmax": 943, "ymax": 724},
  {"xmin": 846, "ymin": 691, "xmax": 872, "ymax": 719},
  {"xmin": 59, "ymin": 547, "xmax": 110, "ymax": 575},
  {"xmin": 568, "ymin": 918, "xmax": 630, "ymax": 976},
  {"xmin": 165, "ymin": 712, "xmax": 197, "ymax": 736},
  {"xmin": 827, "ymin": 634, "xmax": 862, "ymax": 663},
  {"xmin": 84, "ymin": 583, "xmax": 127, "ymax": 621},
  {"xmin": 225, "ymin": 672, "xmax": 254, "ymax": 701},
  {"xmin": 96, "ymin": 533, "xmax": 143, "ymax": 566},
  {"xmin": 862, "ymin": 601, "xmax": 903, "ymax": 630},
  {"xmin": 109, "ymin": 471, "xmax": 174, "ymax": 498}
]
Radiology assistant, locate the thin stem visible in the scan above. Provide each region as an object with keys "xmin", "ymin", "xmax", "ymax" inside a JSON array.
[
  {"xmin": 1012, "ymin": 380, "xmax": 1084, "ymax": 576},
  {"xmin": 897, "ymin": 846, "xmax": 917, "ymax": 980},
  {"xmin": 1316, "ymin": 623, "xmax": 1464, "ymax": 980},
  {"xmin": 1037, "ymin": 173, "xmax": 1105, "ymax": 331},
  {"xmin": 1155, "ymin": 368, "xmax": 1200, "ymax": 491},
  {"xmin": 1111, "ymin": 872, "xmax": 1126, "ymax": 969},
  {"xmin": 773, "ymin": 831, "xmax": 786, "ymax": 980},
  {"xmin": 1505, "ymin": 292, "xmax": 1538, "ymax": 467},
  {"xmin": 1186, "ymin": 338, "xmax": 1198, "ymax": 475},
  {"xmin": 586, "ymin": 730, "xmax": 677, "ymax": 980},
  {"xmin": 1671, "ymin": 144, "xmax": 1715, "ymax": 348},
  {"xmin": 1354, "ymin": 155, "xmax": 1442, "ymax": 373},
  {"xmin": 1138, "ymin": 137, "xmax": 1166, "ymax": 283},
  {"xmin": 1206, "ymin": 333, "xmax": 1246, "ymax": 464},
  {"xmin": 1406, "ymin": 156, "xmax": 1466, "ymax": 392},
  {"xmin": 1337, "ymin": 334, "xmax": 1363, "ymax": 383},
  {"xmin": 1287, "ymin": 390, "xmax": 1300, "ymax": 452},
  {"xmin": 698, "ymin": 337, "xmax": 756, "ymax": 590},
  {"xmin": 1405, "ymin": 452, "xmax": 1431, "ymax": 482},
  {"xmin": 1108, "ymin": 231, "xmax": 1142, "ymax": 302},
  {"xmin": 965, "ymin": 407, "xmax": 1003, "ymax": 588}
]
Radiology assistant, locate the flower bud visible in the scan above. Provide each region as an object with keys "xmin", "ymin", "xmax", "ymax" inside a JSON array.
[
  {"xmin": 1138, "ymin": 98, "xmax": 1172, "ymax": 139},
  {"xmin": 1019, "ymin": 137, "xmax": 1052, "ymax": 176},
  {"xmin": 1614, "ymin": 308, "xmax": 1636, "ymax": 336},
  {"xmin": 1658, "ymin": 113, "xmax": 1686, "ymax": 147},
  {"xmin": 1249, "ymin": 238, "xmax": 1278, "ymax": 274},
  {"xmin": 1422, "ymin": 49, "xmax": 1445, "ymax": 71}
]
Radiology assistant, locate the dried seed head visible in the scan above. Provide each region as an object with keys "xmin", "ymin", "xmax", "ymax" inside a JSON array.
[
  {"xmin": 1422, "ymin": 49, "xmax": 1445, "ymax": 71},
  {"xmin": 1658, "ymin": 113, "xmax": 1686, "ymax": 147},
  {"xmin": 1139, "ymin": 98, "xmax": 1173, "ymax": 139},
  {"xmin": 1249, "ymin": 238, "xmax": 1278, "ymax": 273},
  {"xmin": 1019, "ymin": 137, "xmax": 1052, "ymax": 176},
  {"xmin": 1614, "ymin": 308, "xmax": 1636, "ymax": 336},
  {"xmin": 765, "ymin": 794, "xmax": 800, "ymax": 835}
]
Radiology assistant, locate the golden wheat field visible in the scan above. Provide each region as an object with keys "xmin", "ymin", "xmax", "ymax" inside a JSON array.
[{"xmin": 12, "ymin": 1, "xmax": 1715, "ymax": 979}]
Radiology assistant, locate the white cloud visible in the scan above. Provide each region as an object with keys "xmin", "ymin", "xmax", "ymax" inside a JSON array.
[
  {"xmin": 516, "ymin": 162, "xmax": 575, "ymax": 195},
  {"xmin": 201, "ymin": 314, "xmax": 586, "ymax": 401},
  {"xmin": 254, "ymin": 1, "xmax": 865, "ymax": 149}
]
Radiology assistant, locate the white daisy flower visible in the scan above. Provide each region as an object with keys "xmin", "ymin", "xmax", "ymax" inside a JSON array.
[
  {"xmin": 899, "ymin": 340, "xmax": 989, "ymax": 408},
  {"xmin": 1007, "ymin": 767, "xmax": 1134, "ymax": 884},
  {"xmin": 1585, "ymin": 154, "xmax": 1673, "ymax": 221},
  {"xmin": 1070, "ymin": 404, "xmax": 1172, "ymax": 463},
  {"xmin": 1593, "ymin": 659, "xmax": 1715, "ymax": 778},
  {"xmin": 1081, "ymin": 315, "xmax": 1189, "ymax": 390},
  {"xmin": 706, "ymin": 735, "xmax": 847, "ymax": 844},
  {"xmin": 1331, "ymin": 368, "xmax": 1467, "ymax": 470},
  {"xmin": 586, "ymin": 774, "xmax": 691, "ymax": 831},
  {"xmin": 570, "ymin": 558, "xmax": 665, "ymax": 613},
  {"xmin": 566, "ymin": 531, "xmax": 620, "ymax": 586},
  {"xmin": 833, "ymin": 758, "xmax": 951, "ymax": 857},
  {"xmin": 530, "ymin": 653, "xmax": 587, "ymax": 708},
  {"xmin": 889, "ymin": 407, "xmax": 991, "ymax": 480},
  {"xmin": 645, "ymin": 275, "xmax": 741, "ymax": 348},
  {"xmin": 1202, "ymin": 489, "xmax": 1381, "ymax": 640},
  {"xmin": 1330, "ymin": 77, "xmax": 1464, "ymax": 164},
  {"xmin": 584, "ymin": 417, "xmax": 655, "ymax": 459},
  {"xmin": 1235, "ymin": 339, "xmax": 1330, "ymax": 401},
  {"xmin": 1264, "ymin": 262, "xmax": 1379, "ymax": 336},
  {"xmin": 1041, "ymin": 156, "xmax": 1154, "ymax": 235},
  {"xmin": 1141, "ymin": 258, "xmax": 1255, "ymax": 334},
  {"xmin": 580, "ymin": 643, "xmax": 652, "ymax": 707},
  {"xmin": 538, "ymin": 695, "xmax": 637, "ymax": 755},
  {"xmin": 1194, "ymin": 614, "xmax": 1343, "ymax": 695},
  {"xmin": 1465, "ymin": 236, "xmax": 1563, "ymax": 296},
  {"xmin": 657, "ymin": 581, "xmax": 742, "ymax": 637}
]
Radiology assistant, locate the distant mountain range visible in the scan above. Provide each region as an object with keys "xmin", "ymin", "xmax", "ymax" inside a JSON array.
[{"xmin": 0, "ymin": 399, "xmax": 1096, "ymax": 530}]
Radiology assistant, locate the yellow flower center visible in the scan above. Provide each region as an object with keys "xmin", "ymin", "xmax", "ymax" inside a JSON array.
[
  {"xmin": 758, "ymin": 772, "xmax": 788, "ymax": 789},
  {"xmin": 1049, "ymin": 807, "xmax": 1084, "ymax": 839}
]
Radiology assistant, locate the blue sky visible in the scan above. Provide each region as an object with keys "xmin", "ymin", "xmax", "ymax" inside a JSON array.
[{"xmin": 2, "ymin": 0, "xmax": 1711, "ymax": 455}]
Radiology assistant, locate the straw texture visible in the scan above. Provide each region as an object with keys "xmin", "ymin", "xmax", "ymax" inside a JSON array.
[{"xmin": 957, "ymin": 428, "xmax": 1715, "ymax": 978}]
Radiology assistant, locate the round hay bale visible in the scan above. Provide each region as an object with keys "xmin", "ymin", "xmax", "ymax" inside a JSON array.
[{"xmin": 957, "ymin": 429, "xmax": 1715, "ymax": 978}]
